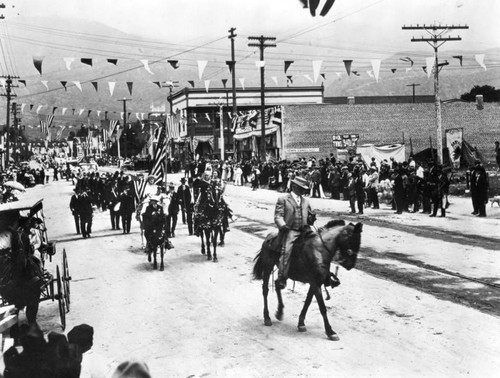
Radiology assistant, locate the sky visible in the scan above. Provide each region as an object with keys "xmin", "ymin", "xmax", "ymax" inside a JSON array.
[{"xmin": 8, "ymin": 0, "xmax": 500, "ymax": 53}]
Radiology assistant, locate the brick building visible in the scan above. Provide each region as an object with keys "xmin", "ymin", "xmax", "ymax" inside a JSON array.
[{"xmin": 281, "ymin": 102, "xmax": 500, "ymax": 165}]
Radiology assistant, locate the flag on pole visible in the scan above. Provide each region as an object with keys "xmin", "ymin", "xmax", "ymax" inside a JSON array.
[
  {"xmin": 39, "ymin": 114, "xmax": 54, "ymax": 135},
  {"xmin": 150, "ymin": 124, "xmax": 167, "ymax": 184}
]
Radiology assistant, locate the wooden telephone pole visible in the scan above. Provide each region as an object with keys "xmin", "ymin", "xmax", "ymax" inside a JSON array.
[{"xmin": 402, "ymin": 24, "xmax": 468, "ymax": 165}]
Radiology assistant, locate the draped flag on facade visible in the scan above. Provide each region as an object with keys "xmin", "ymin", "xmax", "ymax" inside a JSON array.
[
  {"xmin": 150, "ymin": 125, "xmax": 167, "ymax": 184},
  {"xmin": 109, "ymin": 119, "xmax": 119, "ymax": 135},
  {"xmin": 39, "ymin": 114, "xmax": 54, "ymax": 135},
  {"xmin": 166, "ymin": 115, "xmax": 180, "ymax": 139}
]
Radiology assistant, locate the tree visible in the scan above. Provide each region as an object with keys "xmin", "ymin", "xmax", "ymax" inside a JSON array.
[{"xmin": 460, "ymin": 85, "xmax": 500, "ymax": 102}]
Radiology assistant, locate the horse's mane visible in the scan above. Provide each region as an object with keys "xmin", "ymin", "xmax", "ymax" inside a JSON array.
[{"xmin": 323, "ymin": 219, "xmax": 346, "ymax": 229}]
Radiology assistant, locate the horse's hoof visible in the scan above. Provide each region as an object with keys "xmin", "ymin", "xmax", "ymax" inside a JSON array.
[
  {"xmin": 218, "ymin": 242, "xmax": 225, "ymax": 247},
  {"xmin": 207, "ymin": 255, "xmax": 212, "ymax": 261},
  {"xmin": 147, "ymin": 254, "xmax": 151, "ymax": 262},
  {"xmin": 213, "ymin": 257, "xmax": 218, "ymax": 263},
  {"xmin": 327, "ymin": 332, "xmax": 340, "ymax": 341},
  {"xmin": 275, "ymin": 311, "xmax": 283, "ymax": 321},
  {"xmin": 160, "ymin": 266, "xmax": 164, "ymax": 271},
  {"xmin": 201, "ymin": 250, "xmax": 205, "ymax": 255},
  {"xmin": 264, "ymin": 319, "xmax": 272, "ymax": 326},
  {"xmin": 153, "ymin": 263, "xmax": 158, "ymax": 269},
  {"xmin": 298, "ymin": 325, "xmax": 307, "ymax": 333}
]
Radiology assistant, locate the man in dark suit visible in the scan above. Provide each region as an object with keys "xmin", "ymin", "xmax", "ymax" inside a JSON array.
[
  {"xmin": 119, "ymin": 187, "xmax": 136, "ymax": 233},
  {"xmin": 167, "ymin": 182, "xmax": 180, "ymax": 238},
  {"xmin": 274, "ymin": 176, "xmax": 313, "ymax": 289},
  {"xmin": 69, "ymin": 188, "xmax": 81, "ymax": 235},
  {"xmin": 177, "ymin": 177, "xmax": 193, "ymax": 235},
  {"xmin": 77, "ymin": 190, "xmax": 93, "ymax": 238}
]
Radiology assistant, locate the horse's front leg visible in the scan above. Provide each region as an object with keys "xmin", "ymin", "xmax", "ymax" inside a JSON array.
[
  {"xmin": 200, "ymin": 232, "xmax": 206, "ymax": 255},
  {"xmin": 205, "ymin": 229, "xmax": 212, "ymax": 261},
  {"xmin": 159, "ymin": 245, "xmax": 164, "ymax": 271},
  {"xmin": 262, "ymin": 270, "xmax": 272, "ymax": 326},
  {"xmin": 152, "ymin": 245, "xmax": 158, "ymax": 269},
  {"xmin": 313, "ymin": 285, "xmax": 338, "ymax": 341},
  {"xmin": 212, "ymin": 229, "xmax": 219, "ymax": 262},
  {"xmin": 275, "ymin": 283, "xmax": 285, "ymax": 321},
  {"xmin": 218, "ymin": 226, "xmax": 225, "ymax": 247},
  {"xmin": 297, "ymin": 286, "xmax": 315, "ymax": 332}
]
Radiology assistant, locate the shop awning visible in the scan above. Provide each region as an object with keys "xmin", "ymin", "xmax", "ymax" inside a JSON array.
[{"xmin": 233, "ymin": 125, "xmax": 278, "ymax": 140}]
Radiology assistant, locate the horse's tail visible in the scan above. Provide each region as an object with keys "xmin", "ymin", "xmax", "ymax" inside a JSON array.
[{"xmin": 252, "ymin": 249, "xmax": 265, "ymax": 280}]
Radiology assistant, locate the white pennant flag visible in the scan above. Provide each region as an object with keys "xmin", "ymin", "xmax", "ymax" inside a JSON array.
[
  {"xmin": 41, "ymin": 80, "xmax": 49, "ymax": 91},
  {"xmin": 255, "ymin": 60, "xmax": 265, "ymax": 68},
  {"xmin": 97, "ymin": 110, "xmax": 101, "ymax": 117},
  {"xmin": 475, "ymin": 54, "xmax": 487, "ymax": 70},
  {"xmin": 197, "ymin": 60, "xmax": 208, "ymax": 80},
  {"xmin": 121, "ymin": 112, "xmax": 124, "ymax": 119},
  {"xmin": 303, "ymin": 74, "xmax": 314, "ymax": 83},
  {"xmin": 406, "ymin": 67, "xmax": 413, "ymax": 73},
  {"xmin": 135, "ymin": 112, "xmax": 140, "ymax": 120},
  {"xmin": 21, "ymin": 104, "xmax": 26, "ymax": 113},
  {"xmin": 271, "ymin": 76, "xmax": 278, "ymax": 85},
  {"xmin": 335, "ymin": 72, "xmax": 342, "ymax": 79},
  {"xmin": 109, "ymin": 82, "xmax": 116, "ymax": 96},
  {"xmin": 204, "ymin": 79, "xmax": 211, "ymax": 93},
  {"xmin": 78, "ymin": 109, "xmax": 85, "ymax": 117},
  {"xmin": 36, "ymin": 105, "xmax": 43, "ymax": 114},
  {"xmin": 239, "ymin": 78, "xmax": 245, "ymax": 90},
  {"xmin": 64, "ymin": 57, "xmax": 75, "ymax": 71},
  {"xmin": 140, "ymin": 59, "xmax": 154, "ymax": 75},
  {"xmin": 312, "ymin": 60, "xmax": 323, "ymax": 83},
  {"xmin": 0, "ymin": 78, "xmax": 5, "ymax": 87},
  {"xmin": 371, "ymin": 59, "xmax": 381, "ymax": 82},
  {"xmin": 425, "ymin": 57, "xmax": 435, "ymax": 78},
  {"xmin": 62, "ymin": 107, "xmax": 67, "ymax": 115},
  {"xmin": 366, "ymin": 70, "xmax": 374, "ymax": 78},
  {"xmin": 73, "ymin": 81, "xmax": 82, "ymax": 92}
]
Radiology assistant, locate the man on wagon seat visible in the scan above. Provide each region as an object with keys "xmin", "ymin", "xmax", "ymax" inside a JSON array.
[{"xmin": 274, "ymin": 176, "xmax": 316, "ymax": 290}]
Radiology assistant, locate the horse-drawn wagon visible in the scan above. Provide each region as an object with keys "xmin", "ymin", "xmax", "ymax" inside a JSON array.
[{"xmin": 0, "ymin": 199, "xmax": 71, "ymax": 330}]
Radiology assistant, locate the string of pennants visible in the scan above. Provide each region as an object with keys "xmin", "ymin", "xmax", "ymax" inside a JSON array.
[{"xmin": 21, "ymin": 53, "xmax": 490, "ymax": 89}]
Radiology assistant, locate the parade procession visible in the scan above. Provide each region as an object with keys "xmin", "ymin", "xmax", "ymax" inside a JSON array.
[{"xmin": 0, "ymin": 0, "xmax": 499, "ymax": 377}]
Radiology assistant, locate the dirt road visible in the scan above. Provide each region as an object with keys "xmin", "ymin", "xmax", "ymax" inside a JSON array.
[{"xmin": 21, "ymin": 176, "xmax": 500, "ymax": 377}]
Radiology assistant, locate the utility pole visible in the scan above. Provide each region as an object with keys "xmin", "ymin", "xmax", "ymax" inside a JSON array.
[
  {"xmin": 406, "ymin": 83, "xmax": 421, "ymax": 103},
  {"xmin": 228, "ymin": 28, "xmax": 237, "ymax": 117},
  {"xmin": 162, "ymin": 80, "xmax": 179, "ymax": 176},
  {"xmin": 0, "ymin": 75, "xmax": 19, "ymax": 166},
  {"xmin": 403, "ymin": 24, "xmax": 468, "ymax": 165},
  {"xmin": 118, "ymin": 98, "xmax": 131, "ymax": 160},
  {"xmin": 11, "ymin": 102, "xmax": 21, "ymax": 162},
  {"xmin": 248, "ymin": 35, "xmax": 276, "ymax": 161}
]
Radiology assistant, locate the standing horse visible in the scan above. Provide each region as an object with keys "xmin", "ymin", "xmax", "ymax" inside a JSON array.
[
  {"xmin": 145, "ymin": 224, "xmax": 167, "ymax": 271},
  {"xmin": 194, "ymin": 186, "xmax": 224, "ymax": 262},
  {"xmin": 253, "ymin": 220, "xmax": 362, "ymax": 341}
]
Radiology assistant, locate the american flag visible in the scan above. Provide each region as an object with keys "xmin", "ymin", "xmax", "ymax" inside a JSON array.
[
  {"xmin": 133, "ymin": 176, "xmax": 148, "ymax": 203},
  {"xmin": 108, "ymin": 119, "xmax": 119, "ymax": 135},
  {"xmin": 86, "ymin": 130, "xmax": 93, "ymax": 147},
  {"xmin": 150, "ymin": 125, "xmax": 167, "ymax": 184},
  {"xmin": 38, "ymin": 114, "xmax": 54, "ymax": 135}
]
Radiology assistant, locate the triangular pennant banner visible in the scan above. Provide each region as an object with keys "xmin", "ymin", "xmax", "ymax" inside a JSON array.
[
  {"xmin": 127, "ymin": 82, "xmax": 133, "ymax": 95},
  {"xmin": 36, "ymin": 105, "xmax": 43, "ymax": 114},
  {"xmin": 79, "ymin": 109, "xmax": 85, "ymax": 117},
  {"xmin": 41, "ymin": 80, "xmax": 49, "ymax": 91},
  {"xmin": 87, "ymin": 110, "xmax": 92, "ymax": 117},
  {"xmin": 343, "ymin": 60, "xmax": 353, "ymax": 76},
  {"xmin": 62, "ymin": 108, "xmax": 67, "ymax": 115},
  {"xmin": 198, "ymin": 60, "xmax": 208, "ymax": 80},
  {"xmin": 33, "ymin": 56, "xmax": 44, "ymax": 75},
  {"xmin": 284, "ymin": 61, "xmax": 294, "ymax": 74},
  {"xmin": 204, "ymin": 79, "xmax": 211, "ymax": 93},
  {"xmin": 19, "ymin": 80, "xmax": 26, "ymax": 86},
  {"xmin": 64, "ymin": 57, "xmax": 75, "ymax": 70},
  {"xmin": 286, "ymin": 75, "xmax": 293, "ymax": 85},
  {"xmin": 312, "ymin": 60, "xmax": 322, "ymax": 83},
  {"xmin": 221, "ymin": 79, "xmax": 228, "ymax": 88},
  {"xmin": 107, "ymin": 59, "xmax": 118, "ymax": 65},
  {"xmin": 140, "ymin": 59, "xmax": 154, "ymax": 75},
  {"xmin": 271, "ymin": 76, "xmax": 278, "ymax": 85},
  {"xmin": 239, "ymin": 78, "xmax": 245, "ymax": 90},
  {"xmin": 91, "ymin": 82, "xmax": 98, "ymax": 92},
  {"xmin": 475, "ymin": 54, "xmax": 487, "ymax": 71},
  {"xmin": 320, "ymin": 73, "xmax": 326, "ymax": 80},
  {"xmin": 391, "ymin": 69, "xmax": 397, "ymax": 74},
  {"xmin": 226, "ymin": 60, "xmax": 235, "ymax": 74},
  {"xmin": 168, "ymin": 60, "xmax": 179, "ymax": 69},
  {"xmin": 52, "ymin": 107, "xmax": 58, "ymax": 114},
  {"xmin": 81, "ymin": 58, "xmax": 93, "ymax": 67},
  {"xmin": 188, "ymin": 80, "xmax": 195, "ymax": 88},
  {"xmin": 60, "ymin": 81, "xmax": 67, "ymax": 91},
  {"xmin": 371, "ymin": 59, "xmax": 381, "ymax": 82},
  {"xmin": 152, "ymin": 81, "xmax": 161, "ymax": 88},
  {"xmin": 303, "ymin": 74, "xmax": 313, "ymax": 83},
  {"xmin": 109, "ymin": 82, "xmax": 116, "ymax": 96},
  {"xmin": 73, "ymin": 81, "xmax": 83, "ymax": 92},
  {"xmin": 366, "ymin": 70, "xmax": 374, "ymax": 78}
]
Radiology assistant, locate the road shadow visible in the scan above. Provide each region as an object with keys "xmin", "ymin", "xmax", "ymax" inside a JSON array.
[{"xmin": 56, "ymin": 230, "xmax": 137, "ymax": 243}]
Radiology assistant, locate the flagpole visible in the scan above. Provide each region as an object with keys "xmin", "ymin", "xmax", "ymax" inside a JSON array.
[
  {"xmin": 164, "ymin": 113, "xmax": 168, "ymax": 185},
  {"xmin": 117, "ymin": 125, "xmax": 121, "ymax": 165}
]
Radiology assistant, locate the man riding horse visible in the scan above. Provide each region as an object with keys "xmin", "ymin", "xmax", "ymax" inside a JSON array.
[{"xmin": 274, "ymin": 175, "xmax": 316, "ymax": 290}]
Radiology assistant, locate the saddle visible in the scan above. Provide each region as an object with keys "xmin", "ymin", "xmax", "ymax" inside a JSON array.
[{"xmin": 264, "ymin": 226, "xmax": 316, "ymax": 254}]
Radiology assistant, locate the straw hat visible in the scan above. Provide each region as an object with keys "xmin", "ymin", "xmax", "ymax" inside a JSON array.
[{"xmin": 290, "ymin": 176, "xmax": 309, "ymax": 190}]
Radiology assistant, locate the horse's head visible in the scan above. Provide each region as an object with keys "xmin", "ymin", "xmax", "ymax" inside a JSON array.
[{"xmin": 330, "ymin": 222, "xmax": 363, "ymax": 271}]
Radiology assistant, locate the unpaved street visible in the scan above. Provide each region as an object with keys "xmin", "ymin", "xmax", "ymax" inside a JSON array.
[{"xmin": 21, "ymin": 175, "xmax": 500, "ymax": 377}]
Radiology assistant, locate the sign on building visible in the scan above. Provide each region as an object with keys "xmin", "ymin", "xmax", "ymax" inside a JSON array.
[{"xmin": 332, "ymin": 134, "xmax": 360, "ymax": 148}]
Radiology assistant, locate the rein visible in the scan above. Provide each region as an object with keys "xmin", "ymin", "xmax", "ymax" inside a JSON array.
[{"xmin": 313, "ymin": 225, "xmax": 336, "ymax": 258}]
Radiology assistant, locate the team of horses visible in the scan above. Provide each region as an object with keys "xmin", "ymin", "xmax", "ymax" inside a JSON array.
[{"xmin": 134, "ymin": 180, "xmax": 363, "ymax": 341}]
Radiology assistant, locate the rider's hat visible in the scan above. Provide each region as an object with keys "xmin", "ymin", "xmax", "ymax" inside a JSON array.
[
  {"xmin": 147, "ymin": 175, "xmax": 156, "ymax": 181},
  {"xmin": 290, "ymin": 176, "xmax": 309, "ymax": 190},
  {"xmin": 168, "ymin": 182, "xmax": 175, "ymax": 187},
  {"xmin": 149, "ymin": 195, "xmax": 160, "ymax": 202}
]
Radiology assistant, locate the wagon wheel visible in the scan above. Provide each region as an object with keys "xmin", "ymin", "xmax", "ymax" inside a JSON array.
[
  {"xmin": 56, "ymin": 266, "xmax": 66, "ymax": 331},
  {"xmin": 62, "ymin": 249, "xmax": 71, "ymax": 311}
]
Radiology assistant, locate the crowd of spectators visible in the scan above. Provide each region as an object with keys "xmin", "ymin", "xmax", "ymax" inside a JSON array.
[{"xmin": 185, "ymin": 153, "xmax": 490, "ymax": 218}]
